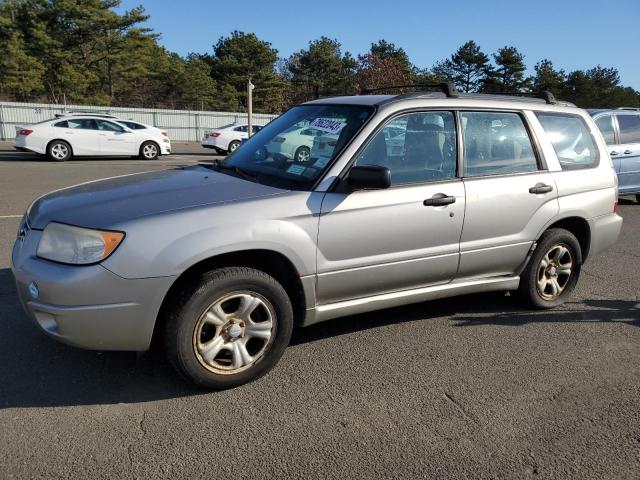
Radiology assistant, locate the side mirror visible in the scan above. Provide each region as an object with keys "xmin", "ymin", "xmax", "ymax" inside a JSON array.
[{"xmin": 347, "ymin": 165, "xmax": 391, "ymax": 190}]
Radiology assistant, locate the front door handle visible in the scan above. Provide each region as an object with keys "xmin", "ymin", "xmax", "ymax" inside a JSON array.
[
  {"xmin": 423, "ymin": 193, "xmax": 456, "ymax": 206},
  {"xmin": 624, "ymin": 150, "xmax": 633, "ymax": 155},
  {"xmin": 529, "ymin": 183, "xmax": 553, "ymax": 194},
  {"xmin": 610, "ymin": 151, "xmax": 619, "ymax": 156}
]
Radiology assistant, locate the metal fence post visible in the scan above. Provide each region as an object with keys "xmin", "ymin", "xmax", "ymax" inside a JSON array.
[
  {"xmin": 0, "ymin": 103, "xmax": 5, "ymax": 140},
  {"xmin": 194, "ymin": 112, "xmax": 199, "ymax": 142}
]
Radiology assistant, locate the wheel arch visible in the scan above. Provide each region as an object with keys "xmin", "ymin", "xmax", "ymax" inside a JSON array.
[
  {"xmin": 540, "ymin": 216, "xmax": 591, "ymax": 261},
  {"xmin": 152, "ymin": 248, "xmax": 308, "ymax": 348},
  {"xmin": 46, "ymin": 138, "xmax": 74, "ymax": 155}
]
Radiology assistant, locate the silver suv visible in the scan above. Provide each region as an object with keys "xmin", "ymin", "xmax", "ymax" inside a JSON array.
[{"xmin": 12, "ymin": 85, "xmax": 623, "ymax": 388}]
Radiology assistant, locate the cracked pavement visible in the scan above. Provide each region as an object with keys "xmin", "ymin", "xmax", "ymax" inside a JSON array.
[{"xmin": 0, "ymin": 145, "xmax": 638, "ymax": 479}]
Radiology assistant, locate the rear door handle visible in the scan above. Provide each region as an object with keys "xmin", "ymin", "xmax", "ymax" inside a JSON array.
[
  {"xmin": 423, "ymin": 193, "xmax": 456, "ymax": 206},
  {"xmin": 529, "ymin": 183, "xmax": 553, "ymax": 194},
  {"xmin": 624, "ymin": 150, "xmax": 633, "ymax": 155},
  {"xmin": 610, "ymin": 151, "xmax": 619, "ymax": 156}
]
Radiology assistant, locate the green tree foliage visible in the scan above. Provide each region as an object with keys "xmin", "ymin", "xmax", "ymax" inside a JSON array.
[
  {"xmin": 482, "ymin": 46, "xmax": 531, "ymax": 93},
  {"xmin": 286, "ymin": 37, "xmax": 357, "ymax": 102},
  {"xmin": 433, "ymin": 40, "xmax": 490, "ymax": 93},
  {"xmin": 0, "ymin": 25, "xmax": 45, "ymax": 100},
  {"xmin": 210, "ymin": 31, "xmax": 285, "ymax": 113},
  {"xmin": 532, "ymin": 59, "xmax": 566, "ymax": 96},
  {"xmin": 0, "ymin": 2, "xmax": 638, "ymax": 110}
]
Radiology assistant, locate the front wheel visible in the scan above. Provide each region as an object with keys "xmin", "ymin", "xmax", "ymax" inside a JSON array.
[
  {"xmin": 518, "ymin": 228, "xmax": 582, "ymax": 309},
  {"xmin": 139, "ymin": 141, "xmax": 159, "ymax": 160},
  {"xmin": 164, "ymin": 267, "xmax": 294, "ymax": 389}
]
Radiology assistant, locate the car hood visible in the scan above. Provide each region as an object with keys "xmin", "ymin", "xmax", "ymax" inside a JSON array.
[{"xmin": 28, "ymin": 165, "xmax": 286, "ymax": 229}]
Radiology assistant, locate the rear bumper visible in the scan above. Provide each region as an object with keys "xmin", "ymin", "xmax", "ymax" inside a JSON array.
[
  {"xmin": 588, "ymin": 212, "xmax": 623, "ymax": 259},
  {"xmin": 11, "ymin": 229, "xmax": 176, "ymax": 351}
]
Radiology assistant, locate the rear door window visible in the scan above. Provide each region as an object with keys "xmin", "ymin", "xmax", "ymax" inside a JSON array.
[
  {"xmin": 616, "ymin": 114, "xmax": 640, "ymax": 144},
  {"xmin": 461, "ymin": 111, "xmax": 538, "ymax": 176},
  {"xmin": 594, "ymin": 115, "xmax": 616, "ymax": 145},
  {"xmin": 536, "ymin": 113, "xmax": 599, "ymax": 170},
  {"xmin": 96, "ymin": 120, "xmax": 125, "ymax": 132},
  {"xmin": 67, "ymin": 119, "xmax": 97, "ymax": 130}
]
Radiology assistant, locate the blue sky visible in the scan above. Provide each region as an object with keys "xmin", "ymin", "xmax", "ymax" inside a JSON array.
[{"xmin": 117, "ymin": 0, "xmax": 640, "ymax": 89}]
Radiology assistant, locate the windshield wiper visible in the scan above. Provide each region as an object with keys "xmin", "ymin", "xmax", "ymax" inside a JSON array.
[{"xmin": 208, "ymin": 159, "xmax": 259, "ymax": 182}]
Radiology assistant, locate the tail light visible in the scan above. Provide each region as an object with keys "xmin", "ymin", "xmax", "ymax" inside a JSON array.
[
  {"xmin": 18, "ymin": 129, "xmax": 33, "ymax": 136},
  {"xmin": 273, "ymin": 137, "xmax": 286, "ymax": 143},
  {"xmin": 210, "ymin": 132, "xmax": 221, "ymax": 138},
  {"xmin": 161, "ymin": 131, "xmax": 168, "ymax": 137},
  {"xmin": 614, "ymin": 201, "xmax": 620, "ymax": 214}
]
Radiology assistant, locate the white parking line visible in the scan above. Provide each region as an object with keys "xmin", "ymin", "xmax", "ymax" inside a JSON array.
[{"xmin": 0, "ymin": 215, "xmax": 23, "ymax": 219}]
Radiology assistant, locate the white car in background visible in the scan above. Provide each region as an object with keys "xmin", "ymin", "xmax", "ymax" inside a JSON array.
[
  {"xmin": 14, "ymin": 115, "xmax": 171, "ymax": 161},
  {"xmin": 266, "ymin": 126, "xmax": 324, "ymax": 162},
  {"xmin": 201, "ymin": 123, "xmax": 263, "ymax": 155},
  {"xmin": 116, "ymin": 119, "xmax": 170, "ymax": 139}
]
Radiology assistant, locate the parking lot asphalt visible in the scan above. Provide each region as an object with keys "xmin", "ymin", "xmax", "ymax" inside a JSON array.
[{"xmin": 0, "ymin": 143, "xmax": 638, "ymax": 479}]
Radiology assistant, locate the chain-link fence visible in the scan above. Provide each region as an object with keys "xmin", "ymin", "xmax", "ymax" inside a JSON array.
[{"xmin": 0, "ymin": 101, "xmax": 278, "ymax": 141}]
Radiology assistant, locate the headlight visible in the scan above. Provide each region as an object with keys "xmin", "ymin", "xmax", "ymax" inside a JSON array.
[{"xmin": 37, "ymin": 222, "xmax": 125, "ymax": 265}]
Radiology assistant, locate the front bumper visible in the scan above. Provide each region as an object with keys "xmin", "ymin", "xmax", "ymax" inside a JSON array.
[{"xmin": 11, "ymin": 227, "xmax": 176, "ymax": 351}]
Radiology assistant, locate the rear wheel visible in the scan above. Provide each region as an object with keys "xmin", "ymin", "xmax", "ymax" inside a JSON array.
[
  {"xmin": 294, "ymin": 146, "xmax": 310, "ymax": 163},
  {"xmin": 47, "ymin": 140, "xmax": 72, "ymax": 162},
  {"xmin": 164, "ymin": 267, "xmax": 294, "ymax": 389},
  {"xmin": 139, "ymin": 141, "xmax": 159, "ymax": 160},
  {"xmin": 227, "ymin": 140, "xmax": 241, "ymax": 154},
  {"xmin": 518, "ymin": 228, "xmax": 582, "ymax": 309}
]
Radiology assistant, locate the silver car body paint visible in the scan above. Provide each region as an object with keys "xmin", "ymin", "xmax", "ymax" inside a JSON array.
[{"xmin": 12, "ymin": 94, "xmax": 623, "ymax": 350}]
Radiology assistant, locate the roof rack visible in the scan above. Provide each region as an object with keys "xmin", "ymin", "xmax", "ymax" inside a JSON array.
[
  {"xmin": 616, "ymin": 107, "xmax": 640, "ymax": 111},
  {"xmin": 360, "ymin": 81, "xmax": 460, "ymax": 98}
]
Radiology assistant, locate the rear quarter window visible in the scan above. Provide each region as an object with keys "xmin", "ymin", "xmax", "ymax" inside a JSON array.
[{"xmin": 536, "ymin": 113, "xmax": 599, "ymax": 170}]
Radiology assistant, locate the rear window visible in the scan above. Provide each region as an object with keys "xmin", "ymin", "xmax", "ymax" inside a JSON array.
[{"xmin": 536, "ymin": 113, "xmax": 599, "ymax": 170}]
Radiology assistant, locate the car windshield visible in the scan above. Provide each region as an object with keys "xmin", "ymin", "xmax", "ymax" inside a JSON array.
[{"xmin": 221, "ymin": 104, "xmax": 374, "ymax": 190}]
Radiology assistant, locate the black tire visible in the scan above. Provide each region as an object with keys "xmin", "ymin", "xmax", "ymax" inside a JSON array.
[
  {"xmin": 46, "ymin": 140, "xmax": 72, "ymax": 162},
  {"xmin": 518, "ymin": 228, "xmax": 582, "ymax": 309},
  {"xmin": 293, "ymin": 146, "xmax": 311, "ymax": 163},
  {"xmin": 213, "ymin": 147, "xmax": 225, "ymax": 155},
  {"xmin": 227, "ymin": 140, "xmax": 241, "ymax": 154},
  {"xmin": 164, "ymin": 267, "xmax": 294, "ymax": 389},
  {"xmin": 139, "ymin": 141, "xmax": 160, "ymax": 160},
  {"xmin": 636, "ymin": 194, "xmax": 640, "ymax": 204}
]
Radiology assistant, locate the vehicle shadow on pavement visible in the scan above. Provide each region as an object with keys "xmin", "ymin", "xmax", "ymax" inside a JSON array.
[
  {"xmin": 290, "ymin": 294, "xmax": 639, "ymax": 346},
  {"xmin": 1, "ymin": 263, "xmax": 637, "ymax": 409}
]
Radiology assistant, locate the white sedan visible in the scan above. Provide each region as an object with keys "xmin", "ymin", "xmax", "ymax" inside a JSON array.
[
  {"xmin": 14, "ymin": 116, "xmax": 171, "ymax": 161},
  {"xmin": 266, "ymin": 126, "xmax": 324, "ymax": 162},
  {"xmin": 201, "ymin": 123, "xmax": 263, "ymax": 154}
]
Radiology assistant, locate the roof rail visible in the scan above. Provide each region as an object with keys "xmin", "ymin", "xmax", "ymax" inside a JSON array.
[
  {"xmin": 360, "ymin": 81, "xmax": 460, "ymax": 98},
  {"xmin": 616, "ymin": 107, "xmax": 640, "ymax": 111}
]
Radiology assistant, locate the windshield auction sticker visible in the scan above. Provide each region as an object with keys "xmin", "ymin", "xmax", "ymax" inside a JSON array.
[{"xmin": 309, "ymin": 118, "xmax": 346, "ymax": 135}]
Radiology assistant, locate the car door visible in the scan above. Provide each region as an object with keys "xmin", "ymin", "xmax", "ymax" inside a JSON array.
[
  {"xmin": 457, "ymin": 110, "xmax": 559, "ymax": 279},
  {"xmin": 96, "ymin": 119, "xmax": 137, "ymax": 155},
  {"xmin": 59, "ymin": 118, "xmax": 101, "ymax": 156},
  {"xmin": 614, "ymin": 113, "xmax": 640, "ymax": 194},
  {"xmin": 316, "ymin": 111, "xmax": 465, "ymax": 304}
]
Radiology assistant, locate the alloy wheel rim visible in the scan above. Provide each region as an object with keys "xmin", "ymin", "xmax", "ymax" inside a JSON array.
[
  {"xmin": 52, "ymin": 144, "xmax": 68, "ymax": 159},
  {"xmin": 193, "ymin": 291, "xmax": 276, "ymax": 374},
  {"xmin": 296, "ymin": 148, "xmax": 310, "ymax": 162},
  {"xmin": 143, "ymin": 144, "xmax": 157, "ymax": 158},
  {"xmin": 536, "ymin": 243, "xmax": 573, "ymax": 300},
  {"xmin": 229, "ymin": 142, "xmax": 239, "ymax": 151}
]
